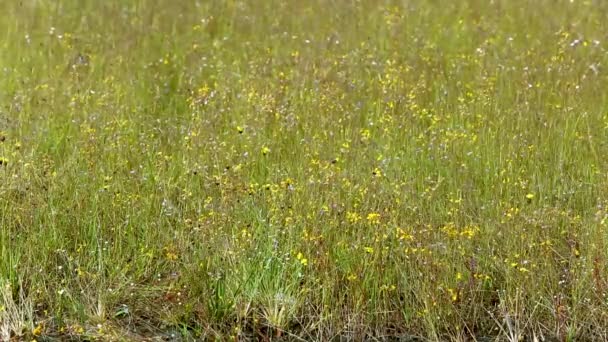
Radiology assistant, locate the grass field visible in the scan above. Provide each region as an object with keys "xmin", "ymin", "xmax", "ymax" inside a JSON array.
[{"xmin": 1, "ymin": 0, "xmax": 608, "ymax": 340}]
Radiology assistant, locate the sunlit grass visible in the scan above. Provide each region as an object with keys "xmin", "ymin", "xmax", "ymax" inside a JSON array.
[{"xmin": 1, "ymin": 0, "xmax": 608, "ymax": 340}]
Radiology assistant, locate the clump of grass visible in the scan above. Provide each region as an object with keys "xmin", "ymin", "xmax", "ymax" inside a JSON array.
[
  {"xmin": 1, "ymin": 0, "xmax": 608, "ymax": 340},
  {"xmin": 0, "ymin": 280, "xmax": 35, "ymax": 340}
]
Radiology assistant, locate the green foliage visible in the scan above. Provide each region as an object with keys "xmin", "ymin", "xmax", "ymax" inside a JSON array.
[{"xmin": 1, "ymin": 0, "xmax": 608, "ymax": 340}]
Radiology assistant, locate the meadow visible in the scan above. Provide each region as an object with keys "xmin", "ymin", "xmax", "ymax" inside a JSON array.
[{"xmin": 1, "ymin": 0, "xmax": 608, "ymax": 340}]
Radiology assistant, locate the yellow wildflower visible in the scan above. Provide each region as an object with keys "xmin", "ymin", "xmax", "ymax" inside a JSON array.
[
  {"xmin": 366, "ymin": 213, "xmax": 381, "ymax": 224},
  {"xmin": 296, "ymin": 252, "xmax": 308, "ymax": 266}
]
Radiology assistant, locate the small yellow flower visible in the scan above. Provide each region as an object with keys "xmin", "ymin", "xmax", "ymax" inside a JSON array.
[
  {"xmin": 364, "ymin": 246, "xmax": 374, "ymax": 254},
  {"xmin": 372, "ymin": 167, "xmax": 383, "ymax": 177},
  {"xmin": 366, "ymin": 213, "xmax": 381, "ymax": 224},
  {"xmin": 296, "ymin": 252, "xmax": 308, "ymax": 266},
  {"xmin": 32, "ymin": 324, "xmax": 43, "ymax": 336},
  {"xmin": 165, "ymin": 251, "xmax": 178, "ymax": 261},
  {"xmin": 346, "ymin": 211, "xmax": 362, "ymax": 223},
  {"xmin": 261, "ymin": 146, "xmax": 270, "ymax": 155},
  {"xmin": 360, "ymin": 128, "xmax": 371, "ymax": 141},
  {"xmin": 525, "ymin": 193, "xmax": 535, "ymax": 199},
  {"xmin": 448, "ymin": 288, "xmax": 458, "ymax": 302}
]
